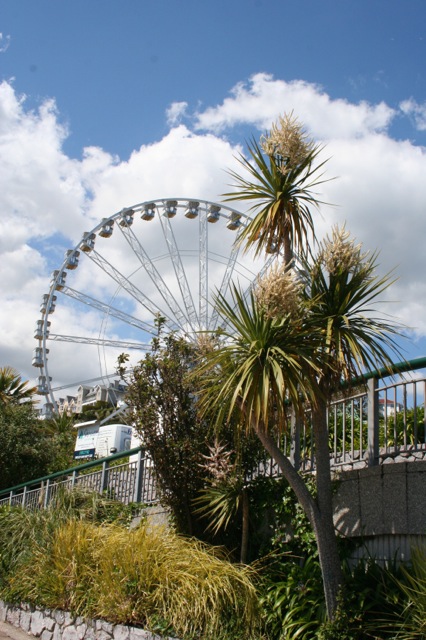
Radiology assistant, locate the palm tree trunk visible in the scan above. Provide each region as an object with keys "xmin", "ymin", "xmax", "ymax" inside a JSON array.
[
  {"xmin": 255, "ymin": 424, "xmax": 319, "ymax": 531},
  {"xmin": 256, "ymin": 419, "xmax": 343, "ymax": 620},
  {"xmin": 311, "ymin": 395, "xmax": 344, "ymax": 619},
  {"xmin": 283, "ymin": 231, "xmax": 293, "ymax": 267},
  {"xmin": 240, "ymin": 487, "xmax": 250, "ymax": 564}
]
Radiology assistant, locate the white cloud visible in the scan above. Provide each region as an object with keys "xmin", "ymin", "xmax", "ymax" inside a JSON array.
[
  {"xmin": 0, "ymin": 33, "xmax": 11, "ymax": 53},
  {"xmin": 400, "ymin": 98, "xmax": 426, "ymax": 131},
  {"xmin": 1, "ymin": 75, "xmax": 426, "ymax": 403},
  {"xmin": 166, "ymin": 101, "xmax": 188, "ymax": 126},
  {"xmin": 193, "ymin": 73, "xmax": 396, "ymax": 140}
]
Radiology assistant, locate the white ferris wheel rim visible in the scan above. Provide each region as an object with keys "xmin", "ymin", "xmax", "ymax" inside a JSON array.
[{"xmin": 33, "ymin": 198, "xmax": 278, "ymax": 411}]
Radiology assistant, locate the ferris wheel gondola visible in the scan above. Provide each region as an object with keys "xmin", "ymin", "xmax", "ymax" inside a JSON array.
[{"xmin": 33, "ymin": 198, "xmax": 278, "ymax": 412}]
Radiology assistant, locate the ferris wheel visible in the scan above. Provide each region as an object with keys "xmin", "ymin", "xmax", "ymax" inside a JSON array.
[{"xmin": 32, "ymin": 198, "xmax": 277, "ymax": 412}]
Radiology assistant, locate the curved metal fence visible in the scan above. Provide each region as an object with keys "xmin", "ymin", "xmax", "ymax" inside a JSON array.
[{"xmin": 1, "ymin": 358, "xmax": 426, "ymax": 510}]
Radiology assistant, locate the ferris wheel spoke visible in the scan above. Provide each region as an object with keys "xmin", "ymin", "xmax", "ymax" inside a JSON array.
[
  {"xmin": 34, "ymin": 198, "xmax": 273, "ymax": 412},
  {"xmin": 117, "ymin": 222, "xmax": 189, "ymax": 329},
  {"xmin": 48, "ymin": 333, "xmax": 150, "ymax": 351},
  {"xmin": 199, "ymin": 208, "xmax": 208, "ymax": 328},
  {"xmin": 62, "ymin": 286, "xmax": 159, "ymax": 336},
  {"xmin": 209, "ymin": 235, "xmax": 242, "ymax": 331},
  {"xmin": 85, "ymin": 248, "xmax": 181, "ymax": 331},
  {"xmin": 158, "ymin": 210, "xmax": 198, "ymax": 330}
]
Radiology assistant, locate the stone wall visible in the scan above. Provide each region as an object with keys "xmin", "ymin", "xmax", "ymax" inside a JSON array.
[
  {"xmin": 333, "ymin": 460, "xmax": 426, "ymax": 563},
  {"xmin": 0, "ymin": 601, "xmax": 177, "ymax": 640}
]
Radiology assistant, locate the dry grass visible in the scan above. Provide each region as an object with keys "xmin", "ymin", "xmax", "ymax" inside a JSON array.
[{"xmin": 1, "ymin": 508, "xmax": 260, "ymax": 639}]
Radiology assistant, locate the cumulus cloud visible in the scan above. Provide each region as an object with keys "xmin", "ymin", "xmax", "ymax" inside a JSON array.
[
  {"xmin": 400, "ymin": 98, "xmax": 426, "ymax": 131},
  {"xmin": 166, "ymin": 101, "xmax": 188, "ymax": 126},
  {"xmin": 1, "ymin": 74, "xmax": 426, "ymax": 404},
  {"xmin": 193, "ymin": 73, "xmax": 396, "ymax": 139}
]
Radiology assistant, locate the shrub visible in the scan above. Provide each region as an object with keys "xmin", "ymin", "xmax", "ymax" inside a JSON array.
[
  {"xmin": 0, "ymin": 501, "xmax": 260, "ymax": 640},
  {"xmin": 373, "ymin": 545, "xmax": 426, "ymax": 639}
]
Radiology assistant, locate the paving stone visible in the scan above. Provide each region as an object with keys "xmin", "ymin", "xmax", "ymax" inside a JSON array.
[
  {"xmin": 95, "ymin": 630, "xmax": 113, "ymax": 640},
  {"xmin": 100, "ymin": 622, "xmax": 114, "ymax": 635},
  {"xmin": 52, "ymin": 624, "xmax": 62, "ymax": 640},
  {"xmin": 62, "ymin": 625, "xmax": 79, "ymax": 640},
  {"xmin": 0, "ymin": 603, "xmax": 8, "ymax": 623},
  {"xmin": 75, "ymin": 623, "xmax": 87, "ymax": 640},
  {"xmin": 54, "ymin": 612, "xmax": 65, "ymax": 626},
  {"xmin": 62, "ymin": 614, "xmax": 75, "ymax": 629},
  {"xmin": 43, "ymin": 618, "xmax": 55, "ymax": 633},
  {"xmin": 40, "ymin": 630, "xmax": 53, "ymax": 640},
  {"xmin": 62, "ymin": 626, "xmax": 79, "ymax": 640}
]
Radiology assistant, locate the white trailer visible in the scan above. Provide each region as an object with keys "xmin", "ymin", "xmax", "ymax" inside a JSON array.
[{"xmin": 73, "ymin": 421, "xmax": 134, "ymax": 460}]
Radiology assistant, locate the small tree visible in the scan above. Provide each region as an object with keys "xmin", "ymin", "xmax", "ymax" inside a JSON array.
[
  {"xmin": 195, "ymin": 228, "xmax": 402, "ymax": 619},
  {"xmin": 123, "ymin": 321, "xmax": 212, "ymax": 536},
  {"xmin": 0, "ymin": 403, "xmax": 50, "ymax": 490},
  {"xmin": 224, "ymin": 111, "xmax": 329, "ymax": 264}
]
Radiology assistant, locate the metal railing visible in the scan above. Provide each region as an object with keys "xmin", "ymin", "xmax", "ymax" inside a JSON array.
[
  {"xmin": 297, "ymin": 357, "xmax": 426, "ymax": 472},
  {"xmin": 248, "ymin": 357, "xmax": 426, "ymax": 476},
  {"xmin": 2, "ymin": 358, "xmax": 426, "ymax": 510},
  {"xmin": 0, "ymin": 447, "xmax": 157, "ymax": 510}
]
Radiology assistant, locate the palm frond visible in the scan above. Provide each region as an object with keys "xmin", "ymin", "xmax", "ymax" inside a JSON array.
[{"xmin": 223, "ymin": 137, "xmax": 331, "ymax": 260}]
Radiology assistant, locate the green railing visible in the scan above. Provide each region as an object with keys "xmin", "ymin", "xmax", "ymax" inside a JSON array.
[
  {"xmin": 0, "ymin": 447, "xmax": 157, "ymax": 509},
  {"xmin": 301, "ymin": 356, "xmax": 426, "ymax": 471},
  {"xmin": 2, "ymin": 358, "xmax": 426, "ymax": 508}
]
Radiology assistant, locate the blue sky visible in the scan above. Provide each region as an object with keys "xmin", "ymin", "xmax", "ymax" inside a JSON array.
[
  {"xmin": 1, "ymin": 0, "xmax": 426, "ymax": 400},
  {"xmin": 3, "ymin": 0, "xmax": 426, "ymax": 156}
]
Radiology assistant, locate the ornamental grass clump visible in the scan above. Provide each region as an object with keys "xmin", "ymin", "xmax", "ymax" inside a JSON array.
[
  {"xmin": 92, "ymin": 524, "xmax": 260, "ymax": 639},
  {"xmin": 5, "ymin": 518, "xmax": 104, "ymax": 613},
  {"xmin": 0, "ymin": 505, "xmax": 260, "ymax": 640}
]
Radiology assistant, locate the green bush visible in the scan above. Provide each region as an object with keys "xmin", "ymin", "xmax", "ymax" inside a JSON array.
[
  {"xmin": 0, "ymin": 496, "xmax": 260, "ymax": 640},
  {"xmin": 260, "ymin": 554, "xmax": 326, "ymax": 639},
  {"xmin": 373, "ymin": 545, "xmax": 426, "ymax": 640}
]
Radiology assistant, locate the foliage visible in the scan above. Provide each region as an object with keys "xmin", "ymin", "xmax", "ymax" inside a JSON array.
[
  {"xmin": 384, "ymin": 405, "xmax": 425, "ymax": 447},
  {"xmin": 0, "ymin": 490, "xmax": 139, "ymax": 586},
  {"xmin": 377, "ymin": 545, "xmax": 426, "ymax": 639},
  {"xmin": 122, "ymin": 322, "xmax": 213, "ymax": 537},
  {"xmin": 0, "ymin": 366, "xmax": 37, "ymax": 407},
  {"xmin": 41, "ymin": 411, "xmax": 77, "ymax": 473},
  {"xmin": 194, "ymin": 225, "xmax": 403, "ymax": 618},
  {"xmin": 193, "ymin": 433, "xmax": 266, "ymax": 562},
  {"xmin": 78, "ymin": 400, "xmax": 116, "ymax": 422},
  {"xmin": 258, "ymin": 550, "xmax": 409, "ymax": 640},
  {"xmin": 0, "ymin": 403, "xmax": 77, "ymax": 491},
  {"xmin": 122, "ymin": 320, "xmax": 265, "ymax": 557},
  {"xmin": 0, "ymin": 403, "xmax": 52, "ymax": 490},
  {"xmin": 261, "ymin": 476, "xmax": 318, "ymax": 560},
  {"xmin": 260, "ymin": 555, "xmax": 326, "ymax": 640},
  {"xmin": 0, "ymin": 503, "xmax": 260, "ymax": 640},
  {"xmin": 223, "ymin": 113, "xmax": 328, "ymax": 263},
  {"xmin": 303, "ymin": 226, "xmax": 402, "ymax": 389}
]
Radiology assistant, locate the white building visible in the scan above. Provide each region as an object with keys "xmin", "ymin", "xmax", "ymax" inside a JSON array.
[{"xmin": 57, "ymin": 380, "xmax": 126, "ymax": 416}]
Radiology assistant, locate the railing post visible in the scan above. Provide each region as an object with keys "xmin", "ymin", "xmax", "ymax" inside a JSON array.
[
  {"xmin": 22, "ymin": 486, "xmax": 27, "ymax": 508},
  {"xmin": 289, "ymin": 409, "xmax": 301, "ymax": 472},
  {"xmin": 367, "ymin": 377, "xmax": 379, "ymax": 466},
  {"xmin": 8, "ymin": 490, "xmax": 14, "ymax": 507},
  {"xmin": 100, "ymin": 460, "xmax": 109, "ymax": 494},
  {"xmin": 43, "ymin": 479, "xmax": 51, "ymax": 508},
  {"xmin": 133, "ymin": 449, "xmax": 145, "ymax": 504}
]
